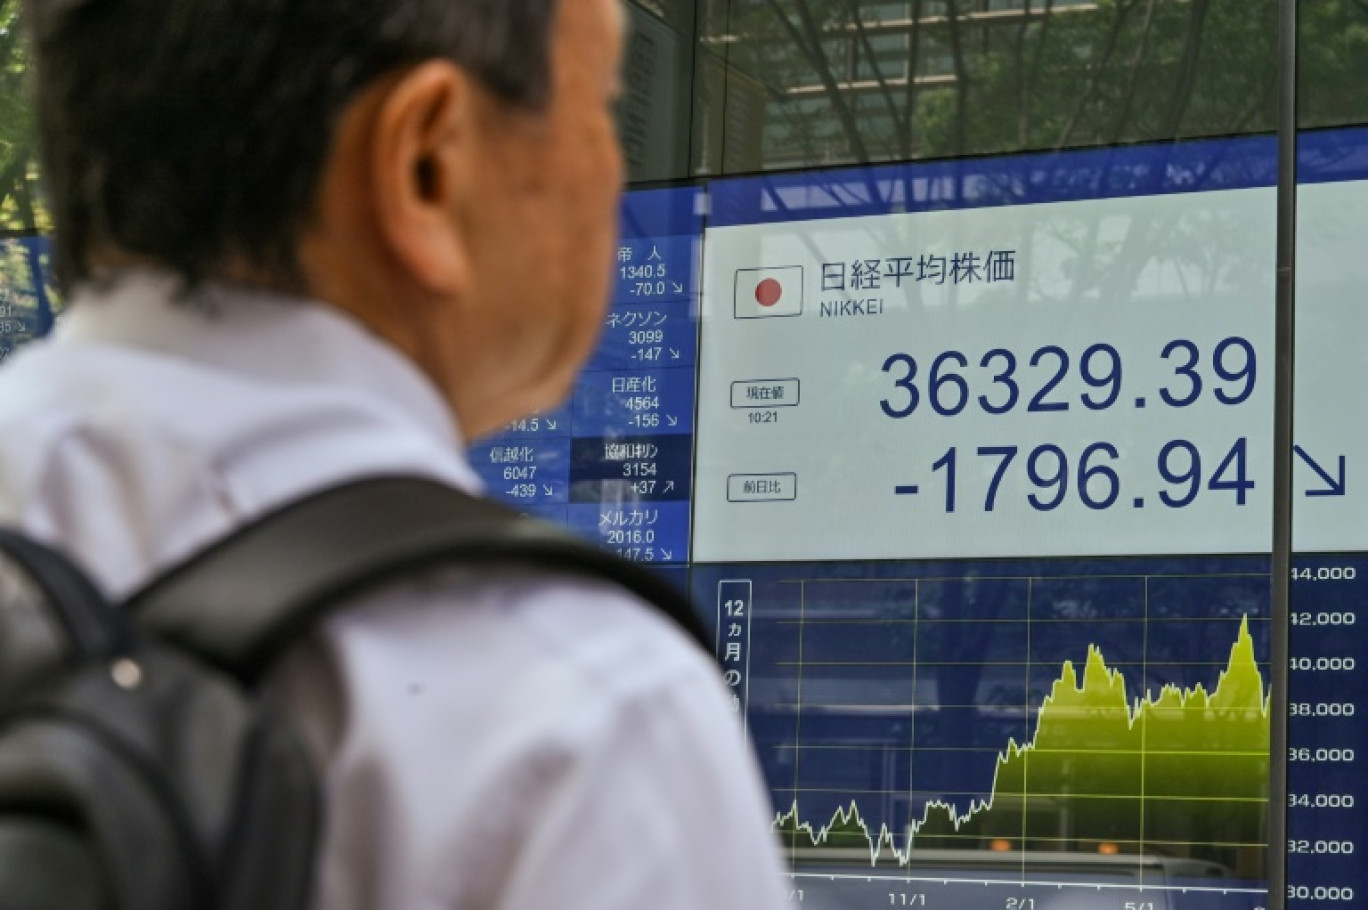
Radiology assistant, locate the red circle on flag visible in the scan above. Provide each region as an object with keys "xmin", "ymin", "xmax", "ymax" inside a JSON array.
[{"xmin": 755, "ymin": 278, "xmax": 783, "ymax": 308}]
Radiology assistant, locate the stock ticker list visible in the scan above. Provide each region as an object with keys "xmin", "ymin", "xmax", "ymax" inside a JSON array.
[
  {"xmin": 469, "ymin": 188, "xmax": 700, "ymax": 570},
  {"xmin": 0, "ymin": 236, "xmax": 56, "ymax": 362}
]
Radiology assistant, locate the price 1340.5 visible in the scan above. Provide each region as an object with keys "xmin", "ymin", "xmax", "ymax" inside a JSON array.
[{"xmin": 897, "ymin": 439, "xmax": 1253, "ymax": 513}]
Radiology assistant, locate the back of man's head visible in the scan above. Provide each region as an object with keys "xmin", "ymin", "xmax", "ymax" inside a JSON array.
[{"xmin": 24, "ymin": 0, "xmax": 556, "ymax": 289}]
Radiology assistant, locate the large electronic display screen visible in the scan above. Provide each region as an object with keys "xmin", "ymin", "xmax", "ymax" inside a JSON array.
[{"xmin": 468, "ymin": 126, "xmax": 1368, "ymax": 910}]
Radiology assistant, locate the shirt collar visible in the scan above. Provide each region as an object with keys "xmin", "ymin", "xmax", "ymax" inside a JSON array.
[{"xmin": 55, "ymin": 269, "xmax": 466, "ymax": 454}]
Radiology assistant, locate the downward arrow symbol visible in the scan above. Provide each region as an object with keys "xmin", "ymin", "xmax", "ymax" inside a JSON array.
[
  {"xmin": 546, "ymin": 420, "xmax": 558, "ymax": 431},
  {"xmin": 543, "ymin": 484, "xmax": 554, "ymax": 497},
  {"xmin": 671, "ymin": 282, "xmax": 684, "ymax": 294},
  {"xmin": 666, "ymin": 415, "xmax": 679, "ymax": 428},
  {"xmin": 662, "ymin": 550, "xmax": 674, "ymax": 561},
  {"xmin": 669, "ymin": 348, "xmax": 681, "ymax": 360},
  {"xmin": 1294, "ymin": 446, "xmax": 1348, "ymax": 497}
]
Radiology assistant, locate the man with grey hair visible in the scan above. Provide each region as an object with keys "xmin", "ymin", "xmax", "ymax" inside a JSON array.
[{"xmin": 0, "ymin": 0, "xmax": 789, "ymax": 906}]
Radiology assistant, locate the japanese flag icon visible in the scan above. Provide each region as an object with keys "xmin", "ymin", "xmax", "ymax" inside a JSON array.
[{"xmin": 734, "ymin": 266, "xmax": 804, "ymax": 319}]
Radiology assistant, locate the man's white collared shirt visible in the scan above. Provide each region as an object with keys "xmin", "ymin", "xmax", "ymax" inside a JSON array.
[{"xmin": 0, "ymin": 274, "xmax": 789, "ymax": 910}]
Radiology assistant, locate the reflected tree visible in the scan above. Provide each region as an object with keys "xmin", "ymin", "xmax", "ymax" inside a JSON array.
[
  {"xmin": 695, "ymin": 0, "xmax": 1368, "ymax": 174},
  {"xmin": 1300, "ymin": 0, "xmax": 1368, "ymax": 130},
  {"xmin": 0, "ymin": 0, "xmax": 43, "ymax": 234}
]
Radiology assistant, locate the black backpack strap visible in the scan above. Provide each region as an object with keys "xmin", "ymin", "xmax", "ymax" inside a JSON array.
[
  {"xmin": 0, "ymin": 529, "xmax": 130, "ymax": 661},
  {"xmin": 125, "ymin": 477, "xmax": 709, "ymax": 683}
]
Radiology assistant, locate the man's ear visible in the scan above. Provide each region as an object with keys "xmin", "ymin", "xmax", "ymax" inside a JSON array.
[{"xmin": 368, "ymin": 61, "xmax": 477, "ymax": 296}]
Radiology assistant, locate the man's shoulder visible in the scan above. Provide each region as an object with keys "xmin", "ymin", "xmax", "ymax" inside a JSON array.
[
  {"xmin": 324, "ymin": 566, "xmax": 719, "ymax": 717},
  {"xmin": 0, "ymin": 333, "xmax": 244, "ymax": 450},
  {"xmin": 291, "ymin": 566, "xmax": 780, "ymax": 910},
  {"xmin": 499, "ymin": 570, "xmax": 715, "ymax": 699},
  {"xmin": 0, "ymin": 335, "xmax": 86, "ymax": 425},
  {"xmin": 0, "ymin": 341, "xmax": 153, "ymax": 521}
]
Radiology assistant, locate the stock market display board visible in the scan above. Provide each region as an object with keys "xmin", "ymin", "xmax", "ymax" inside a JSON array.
[{"xmin": 469, "ymin": 126, "xmax": 1368, "ymax": 910}]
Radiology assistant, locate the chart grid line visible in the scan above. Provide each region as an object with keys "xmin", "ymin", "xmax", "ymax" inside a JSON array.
[
  {"xmin": 1140, "ymin": 574, "xmax": 1150, "ymax": 877},
  {"xmin": 788, "ymin": 579, "xmax": 807, "ymax": 867},
  {"xmin": 1021, "ymin": 575, "xmax": 1032, "ymax": 883},
  {"xmin": 905, "ymin": 577, "xmax": 919, "ymax": 881}
]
